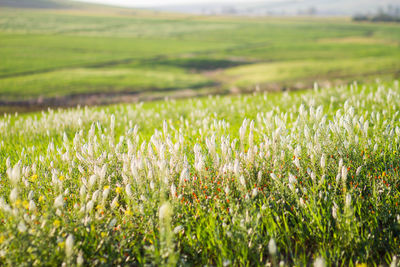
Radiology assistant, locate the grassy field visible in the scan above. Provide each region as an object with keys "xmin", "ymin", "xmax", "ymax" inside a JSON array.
[
  {"xmin": 0, "ymin": 5, "xmax": 399, "ymax": 104},
  {"xmin": 1, "ymin": 2, "xmax": 400, "ymax": 265},
  {"xmin": 0, "ymin": 80, "xmax": 400, "ymax": 265}
]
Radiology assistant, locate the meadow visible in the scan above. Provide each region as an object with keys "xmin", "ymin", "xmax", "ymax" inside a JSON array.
[
  {"xmin": 1, "ymin": 79, "xmax": 400, "ymax": 265},
  {"xmin": 0, "ymin": 6, "xmax": 399, "ymax": 104},
  {"xmin": 1, "ymin": 2, "xmax": 400, "ymax": 266}
]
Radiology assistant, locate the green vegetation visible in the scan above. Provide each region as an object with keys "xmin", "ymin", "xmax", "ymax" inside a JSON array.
[
  {"xmin": 0, "ymin": 7, "xmax": 399, "ymax": 102},
  {"xmin": 0, "ymin": 80, "xmax": 400, "ymax": 265},
  {"xmin": 1, "ymin": 2, "xmax": 400, "ymax": 265}
]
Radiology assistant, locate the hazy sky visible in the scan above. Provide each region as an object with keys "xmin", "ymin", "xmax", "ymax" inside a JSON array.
[{"xmin": 76, "ymin": 0, "xmax": 276, "ymax": 8}]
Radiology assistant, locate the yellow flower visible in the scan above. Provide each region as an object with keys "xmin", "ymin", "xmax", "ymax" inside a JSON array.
[
  {"xmin": 104, "ymin": 185, "xmax": 110, "ymax": 190},
  {"xmin": 101, "ymin": 232, "xmax": 107, "ymax": 238},
  {"xmin": 22, "ymin": 200, "xmax": 29, "ymax": 209},
  {"xmin": 15, "ymin": 199, "xmax": 22, "ymax": 207},
  {"xmin": 382, "ymin": 171, "xmax": 386, "ymax": 177},
  {"xmin": 96, "ymin": 205, "xmax": 103, "ymax": 211},
  {"xmin": 59, "ymin": 176, "xmax": 65, "ymax": 181},
  {"xmin": 0, "ymin": 235, "xmax": 5, "ymax": 244},
  {"xmin": 115, "ymin": 187, "xmax": 123, "ymax": 194},
  {"xmin": 39, "ymin": 196, "xmax": 45, "ymax": 202},
  {"xmin": 58, "ymin": 241, "xmax": 65, "ymax": 249},
  {"xmin": 30, "ymin": 174, "xmax": 38, "ymax": 182},
  {"xmin": 125, "ymin": 209, "xmax": 133, "ymax": 216},
  {"xmin": 53, "ymin": 220, "xmax": 61, "ymax": 227}
]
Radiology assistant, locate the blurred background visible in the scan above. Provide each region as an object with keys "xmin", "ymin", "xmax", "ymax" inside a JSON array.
[{"xmin": 0, "ymin": 0, "xmax": 399, "ymax": 113}]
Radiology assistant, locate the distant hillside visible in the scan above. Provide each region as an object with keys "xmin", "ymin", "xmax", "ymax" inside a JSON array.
[
  {"xmin": 152, "ymin": 0, "xmax": 400, "ymax": 16},
  {"xmin": 0, "ymin": 0, "xmax": 74, "ymax": 9}
]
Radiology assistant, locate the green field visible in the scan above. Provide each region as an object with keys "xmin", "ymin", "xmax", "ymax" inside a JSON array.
[
  {"xmin": 0, "ymin": 6, "xmax": 399, "ymax": 104},
  {"xmin": 1, "ymin": 2, "xmax": 400, "ymax": 265},
  {"xmin": 1, "ymin": 80, "xmax": 400, "ymax": 265}
]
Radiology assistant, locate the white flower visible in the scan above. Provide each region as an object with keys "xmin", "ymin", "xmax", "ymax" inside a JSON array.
[
  {"xmin": 102, "ymin": 187, "xmax": 110, "ymax": 200},
  {"xmin": 10, "ymin": 188, "xmax": 18, "ymax": 203},
  {"xmin": 86, "ymin": 200, "xmax": 94, "ymax": 213},
  {"xmin": 341, "ymin": 166, "xmax": 348, "ymax": 184},
  {"xmin": 251, "ymin": 188, "xmax": 258, "ymax": 198},
  {"xmin": 111, "ymin": 196, "xmax": 119, "ymax": 210},
  {"xmin": 390, "ymin": 256, "xmax": 397, "ymax": 267},
  {"xmin": 77, "ymin": 252, "xmax": 84, "ymax": 266},
  {"xmin": 239, "ymin": 175, "xmax": 246, "ymax": 187},
  {"xmin": 159, "ymin": 202, "xmax": 172, "ymax": 221},
  {"xmin": 125, "ymin": 184, "xmax": 132, "ymax": 198},
  {"xmin": 173, "ymin": 225, "xmax": 184, "ymax": 234},
  {"xmin": 65, "ymin": 234, "xmax": 74, "ymax": 258},
  {"xmin": 356, "ymin": 166, "xmax": 362, "ymax": 176},
  {"xmin": 18, "ymin": 221, "xmax": 27, "ymax": 233},
  {"xmin": 314, "ymin": 256, "xmax": 326, "ymax": 267},
  {"xmin": 332, "ymin": 204, "xmax": 338, "ymax": 219},
  {"xmin": 29, "ymin": 200, "xmax": 37, "ymax": 212},
  {"xmin": 345, "ymin": 194, "xmax": 351, "ymax": 208},
  {"xmin": 224, "ymin": 186, "xmax": 230, "ymax": 195},
  {"xmin": 9, "ymin": 164, "xmax": 21, "ymax": 186},
  {"xmin": 54, "ymin": 195, "xmax": 64, "ymax": 209},
  {"xmin": 268, "ymin": 238, "xmax": 277, "ymax": 256},
  {"xmin": 320, "ymin": 154, "xmax": 326, "ymax": 170},
  {"xmin": 170, "ymin": 184, "xmax": 176, "ymax": 198}
]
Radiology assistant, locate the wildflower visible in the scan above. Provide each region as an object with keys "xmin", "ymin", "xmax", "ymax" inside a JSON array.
[
  {"xmin": 8, "ymin": 164, "xmax": 21, "ymax": 185},
  {"xmin": 390, "ymin": 256, "xmax": 397, "ymax": 267},
  {"xmin": 125, "ymin": 209, "xmax": 133, "ymax": 216},
  {"xmin": 356, "ymin": 166, "xmax": 362, "ymax": 176},
  {"xmin": 115, "ymin": 187, "xmax": 123, "ymax": 194},
  {"xmin": 125, "ymin": 184, "xmax": 132, "ymax": 198},
  {"xmin": 77, "ymin": 252, "xmax": 84, "ymax": 266},
  {"xmin": 65, "ymin": 234, "xmax": 74, "ymax": 258},
  {"xmin": 30, "ymin": 174, "xmax": 38, "ymax": 182},
  {"xmin": 251, "ymin": 188, "xmax": 258, "ymax": 198},
  {"xmin": 173, "ymin": 225, "xmax": 184, "ymax": 234},
  {"xmin": 111, "ymin": 196, "xmax": 119, "ymax": 209},
  {"xmin": 332, "ymin": 203, "xmax": 338, "ymax": 219},
  {"xmin": 345, "ymin": 194, "xmax": 351, "ymax": 208},
  {"xmin": 86, "ymin": 200, "xmax": 94, "ymax": 213},
  {"xmin": 314, "ymin": 256, "xmax": 326, "ymax": 267},
  {"xmin": 159, "ymin": 202, "xmax": 172, "ymax": 221},
  {"xmin": 268, "ymin": 238, "xmax": 277, "ymax": 256},
  {"xmin": 239, "ymin": 175, "xmax": 246, "ymax": 187},
  {"xmin": 54, "ymin": 195, "xmax": 64, "ymax": 209},
  {"xmin": 18, "ymin": 221, "xmax": 27, "ymax": 233},
  {"xmin": 341, "ymin": 166, "xmax": 348, "ymax": 184},
  {"xmin": 58, "ymin": 241, "xmax": 65, "ymax": 249},
  {"xmin": 320, "ymin": 154, "xmax": 326, "ymax": 170},
  {"xmin": 170, "ymin": 184, "xmax": 176, "ymax": 198},
  {"xmin": 53, "ymin": 220, "xmax": 61, "ymax": 227},
  {"xmin": 103, "ymin": 187, "xmax": 110, "ymax": 200},
  {"xmin": 10, "ymin": 188, "xmax": 18, "ymax": 203}
]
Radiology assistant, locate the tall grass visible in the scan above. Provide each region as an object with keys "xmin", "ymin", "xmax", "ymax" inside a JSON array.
[{"xmin": 0, "ymin": 80, "xmax": 399, "ymax": 265}]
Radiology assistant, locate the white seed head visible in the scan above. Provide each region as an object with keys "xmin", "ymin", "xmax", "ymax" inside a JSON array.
[
  {"xmin": 159, "ymin": 202, "xmax": 172, "ymax": 221},
  {"xmin": 54, "ymin": 195, "xmax": 64, "ymax": 209},
  {"xmin": 10, "ymin": 188, "xmax": 18, "ymax": 203},
  {"xmin": 17, "ymin": 221, "xmax": 27, "ymax": 233},
  {"xmin": 314, "ymin": 256, "xmax": 326, "ymax": 267},
  {"xmin": 268, "ymin": 238, "xmax": 277, "ymax": 256},
  {"xmin": 65, "ymin": 234, "xmax": 74, "ymax": 258},
  {"xmin": 29, "ymin": 200, "xmax": 37, "ymax": 212}
]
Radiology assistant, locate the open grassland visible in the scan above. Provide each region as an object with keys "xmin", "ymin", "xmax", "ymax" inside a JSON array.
[
  {"xmin": 0, "ymin": 7, "xmax": 399, "ymax": 105},
  {"xmin": 0, "ymin": 80, "xmax": 400, "ymax": 265}
]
